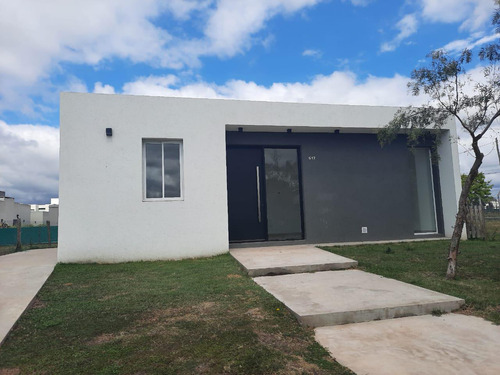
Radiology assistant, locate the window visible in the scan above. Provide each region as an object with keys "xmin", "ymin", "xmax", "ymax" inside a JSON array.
[
  {"xmin": 411, "ymin": 148, "xmax": 438, "ymax": 234},
  {"xmin": 143, "ymin": 140, "xmax": 183, "ymax": 200}
]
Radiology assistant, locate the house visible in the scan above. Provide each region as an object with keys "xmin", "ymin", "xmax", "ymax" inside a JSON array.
[
  {"xmin": 0, "ymin": 191, "xmax": 31, "ymax": 227},
  {"xmin": 58, "ymin": 93, "xmax": 461, "ymax": 263},
  {"xmin": 30, "ymin": 198, "xmax": 59, "ymax": 226}
]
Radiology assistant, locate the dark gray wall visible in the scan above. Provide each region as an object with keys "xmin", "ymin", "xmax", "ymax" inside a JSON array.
[{"xmin": 226, "ymin": 131, "xmax": 443, "ymax": 243}]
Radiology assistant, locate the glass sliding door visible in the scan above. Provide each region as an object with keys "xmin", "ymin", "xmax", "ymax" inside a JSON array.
[
  {"xmin": 264, "ymin": 148, "xmax": 303, "ymax": 240},
  {"xmin": 411, "ymin": 148, "xmax": 437, "ymax": 234}
]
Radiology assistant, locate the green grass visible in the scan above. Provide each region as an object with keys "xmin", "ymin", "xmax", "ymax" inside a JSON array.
[
  {"xmin": 321, "ymin": 239, "xmax": 500, "ymax": 324},
  {"xmin": 486, "ymin": 218, "xmax": 500, "ymax": 240},
  {"xmin": 0, "ymin": 254, "xmax": 353, "ymax": 375},
  {"xmin": 0, "ymin": 243, "xmax": 58, "ymax": 256}
]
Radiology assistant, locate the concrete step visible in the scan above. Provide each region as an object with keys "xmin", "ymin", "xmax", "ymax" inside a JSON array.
[
  {"xmin": 230, "ymin": 245, "xmax": 357, "ymax": 276},
  {"xmin": 315, "ymin": 314, "xmax": 500, "ymax": 375},
  {"xmin": 254, "ymin": 269, "xmax": 464, "ymax": 327}
]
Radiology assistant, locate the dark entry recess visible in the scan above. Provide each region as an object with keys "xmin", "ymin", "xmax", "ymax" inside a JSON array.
[{"xmin": 226, "ymin": 146, "xmax": 304, "ymax": 243}]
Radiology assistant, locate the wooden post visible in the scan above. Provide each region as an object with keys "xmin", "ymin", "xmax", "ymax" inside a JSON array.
[
  {"xmin": 46, "ymin": 220, "xmax": 51, "ymax": 246},
  {"xmin": 15, "ymin": 215, "xmax": 22, "ymax": 251},
  {"xmin": 465, "ymin": 203, "xmax": 486, "ymax": 240}
]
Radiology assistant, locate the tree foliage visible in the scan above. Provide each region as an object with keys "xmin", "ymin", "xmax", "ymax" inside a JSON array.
[
  {"xmin": 379, "ymin": 5, "xmax": 500, "ymax": 279},
  {"xmin": 461, "ymin": 172, "xmax": 494, "ymax": 205}
]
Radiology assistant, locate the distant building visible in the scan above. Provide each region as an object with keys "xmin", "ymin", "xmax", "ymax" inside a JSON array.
[
  {"xmin": 0, "ymin": 191, "xmax": 31, "ymax": 227},
  {"xmin": 30, "ymin": 198, "xmax": 59, "ymax": 226},
  {"xmin": 487, "ymin": 199, "xmax": 499, "ymax": 210}
]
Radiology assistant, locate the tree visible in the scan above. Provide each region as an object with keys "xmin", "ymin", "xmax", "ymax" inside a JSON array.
[
  {"xmin": 461, "ymin": 172, "xmax": 493, "ymax": 205},
  {"xmin": 378, "ymin": 6, "xmax": 500, "ymax": 279}
]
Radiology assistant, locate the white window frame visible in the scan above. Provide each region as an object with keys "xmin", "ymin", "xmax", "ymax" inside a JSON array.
[
  {"xmin": 414, "ymin": 148, "xmax": 438, "ymax": 235},
  {"xmin": 142, "ymin": 139, "xmax": 184, "ymax": 201}
]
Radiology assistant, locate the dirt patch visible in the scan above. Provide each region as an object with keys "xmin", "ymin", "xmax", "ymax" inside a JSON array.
[
  {"xmin": 227, "ymin": 274, "xmax": 242, "ymax": 279},
  {"xmin": 194, "ymin": 362, "xmax": 213, "ymax": 373},
  {"xmin": 245, "ymin": 307, "xmax": 266, "ymax": 321},
  {"xmin": 0, "ymin": 368, "xmax": 20, "ymax": 375},
  {"xmin": 31, "ymin": 297, "xmax": 46, "ymax": 309},
  {"xmin": 198, "ymin": 301, "xmax": 216, "ymax": 311},
  {"xmin": 457, "ymin": 304, "xmax": 477, "ymax": 316},
  {"xmin": 254, "ymin": 330, "xmax": 307, "ymax": 354},
  {"xmin": 458, "ymin": 304, "xmax": 500, "ymax": 319},
  {"xmin": 139, "ymin": 302, "xmax": 219, "ymax": 326},
  {"xmin": 98, "ymin": 292, "xmax": 129, "ymax": 302},
  {"xmin": 88, "ymin": 333, "xmax": 119, "ymax": 345},
  {"xmin": 281, "ymin": 355, "xmax": 324, "ymax": 375}
]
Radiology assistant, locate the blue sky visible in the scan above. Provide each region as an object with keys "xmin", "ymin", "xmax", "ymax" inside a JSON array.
[{"xmin": 0, "ymin": 0, "xmax": 499, "ymax": 203}]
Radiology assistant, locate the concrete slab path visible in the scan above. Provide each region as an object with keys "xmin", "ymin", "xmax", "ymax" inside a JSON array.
[
  {"xmin": 254, "ymin": 269, "xmax": 464, "ymax": 327},
  {"xmin": 315, "ymin": 313, "xmax": 500, "ymax": 375},
  {"xmin": 230, "ymin": 245, "xmax": 357, "ymax": 276},
  {"xmin": 235, "ymin": 244, "xmax": 493, "ymax": 373},
  {"xmin": 0, "ymin": 248, "xmax": 57, "ymax": 346}
]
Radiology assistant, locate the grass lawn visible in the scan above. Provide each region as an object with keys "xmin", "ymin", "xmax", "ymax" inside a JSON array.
[
  {"xmin": 322, "ymin": 239, "xmax": 500, "ymax": 324},
  {"xmin": 0, "ymin": 243, "xmax": 58, "ymax": 257},
  {"xmin": 486, "ymin": 217, "xmax": 500, "ymax": 240},
  {"xmin": 0, "ymin": 254, "xmax": 353, "ymax": 375}
]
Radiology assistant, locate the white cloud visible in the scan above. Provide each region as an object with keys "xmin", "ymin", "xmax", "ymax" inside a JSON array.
[
  {"xmin": 343, "ymin": 0, "xmax": 373, "ymax": 5},
  {"xmin": 121, "ymin": 70, "xmax": 426, "ymax": 106},
  {"xmin": 381, "ymin": 14, "xmax": 418, "ymax": 53},
  {"xmin": 164, "ymin": 0, "xmax": 212, "ymax": 20},
  {"xmin": 0, "ymin": 0, "xmax": 327, "ymax": 116},
  {"xmin": 420, "ymin": 0, "xmax": 496, "ymax": 32},
  {"xmin": 65, "ymin": 77, "xmax": 88, "ymax": 94},
  {"xmin": 202, "ymin": 0, "xmax": 322, "ymax": 58},
  {"xmin": 442, "ymin": 33, "xmax": 500, "ymax": 53},
  {"xmin": 0, "ymin": 121, "xmax": 59, "ymax": 204},
  {"xmin": 93, "ymin": 82, "xmax": 116, "ymax": 94},
  {"xmin": 0, "ymin": 1, "xmax": 172, "ymax": 85},
  {"xmin": 302, "ymin": 49, "xmax": 323, "ymax": 58}
]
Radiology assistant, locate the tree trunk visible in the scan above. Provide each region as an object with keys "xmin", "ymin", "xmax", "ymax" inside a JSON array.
[{"xmin": 446, "ymin": 145, "xmax": 483, "ymax": 279}]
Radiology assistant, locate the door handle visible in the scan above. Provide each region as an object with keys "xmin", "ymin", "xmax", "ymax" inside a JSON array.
[{"xmin": 256, "ymin": 166, "xmax": 261, "ymax": 223}]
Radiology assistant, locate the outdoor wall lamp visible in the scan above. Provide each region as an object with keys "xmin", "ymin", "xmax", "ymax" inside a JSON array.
[{"xmin": 106, "ymin": 128, "xmax": 113, "ymax": 136}]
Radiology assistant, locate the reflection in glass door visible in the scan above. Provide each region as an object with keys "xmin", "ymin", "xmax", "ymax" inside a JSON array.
[{"xmin": 264, "ymin": 148, "xmax": 303, "ymax": 240}]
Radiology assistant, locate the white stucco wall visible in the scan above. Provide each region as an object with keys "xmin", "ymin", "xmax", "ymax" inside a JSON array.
[
  {"xmin": 0, "ymin": 198, "xmax": 31, "ymax": 226},
  {"xmin": 436, "ymin": 122, "xmax": 466, "ymax": 238},
  {"xmin": 59, "ymin": 93, "xmax": 462, "ymax": 263},
  {"xmin": 30, "ymin": 201, "xmax": 59, "ymax": 226},
  {"xmin": 47, "ymin": 205, "xmax": 59, "ymax": 226},
  {"xmin": 30, "ymin": 210, "xmax": 48, "ymax": 226}
]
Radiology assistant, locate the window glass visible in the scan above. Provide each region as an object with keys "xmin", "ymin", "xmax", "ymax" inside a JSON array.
[
  {"xmin": 144, "ymin": 141, "xmax": 182, "ymax": 199},
  {"xmin": 145, "ymin": 143, "xmax": 163, "ymax": 198},
  {"xmin": 163, "ymin": 143, "xmax": 181, "ymax": 198},
  {"xmin": 264, "ymin": 148, "xmax": 303, "ymax": 240},
  {"xmin": 411, "ymin": 148, "xmax": 437, "ymax": 233}
]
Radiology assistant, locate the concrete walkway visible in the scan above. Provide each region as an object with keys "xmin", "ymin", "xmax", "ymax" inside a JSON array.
[
  {"xmin": 254, "ymin": 269, "xmax": 463, "ymax": 327},
  {"xmin": 231, "ymin": 244, "xmax": 500, "ymax": 374},
  {"xmin": 230, "ymin": 245, "xmax": 357, "ymax": 276},
  {"xmin": 316, "ymin": 314, "xmax": 500, "ymax": 375},
  {"xmin": 0, "ymin": 248, "xmax": 57, "ymax": 346}
]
